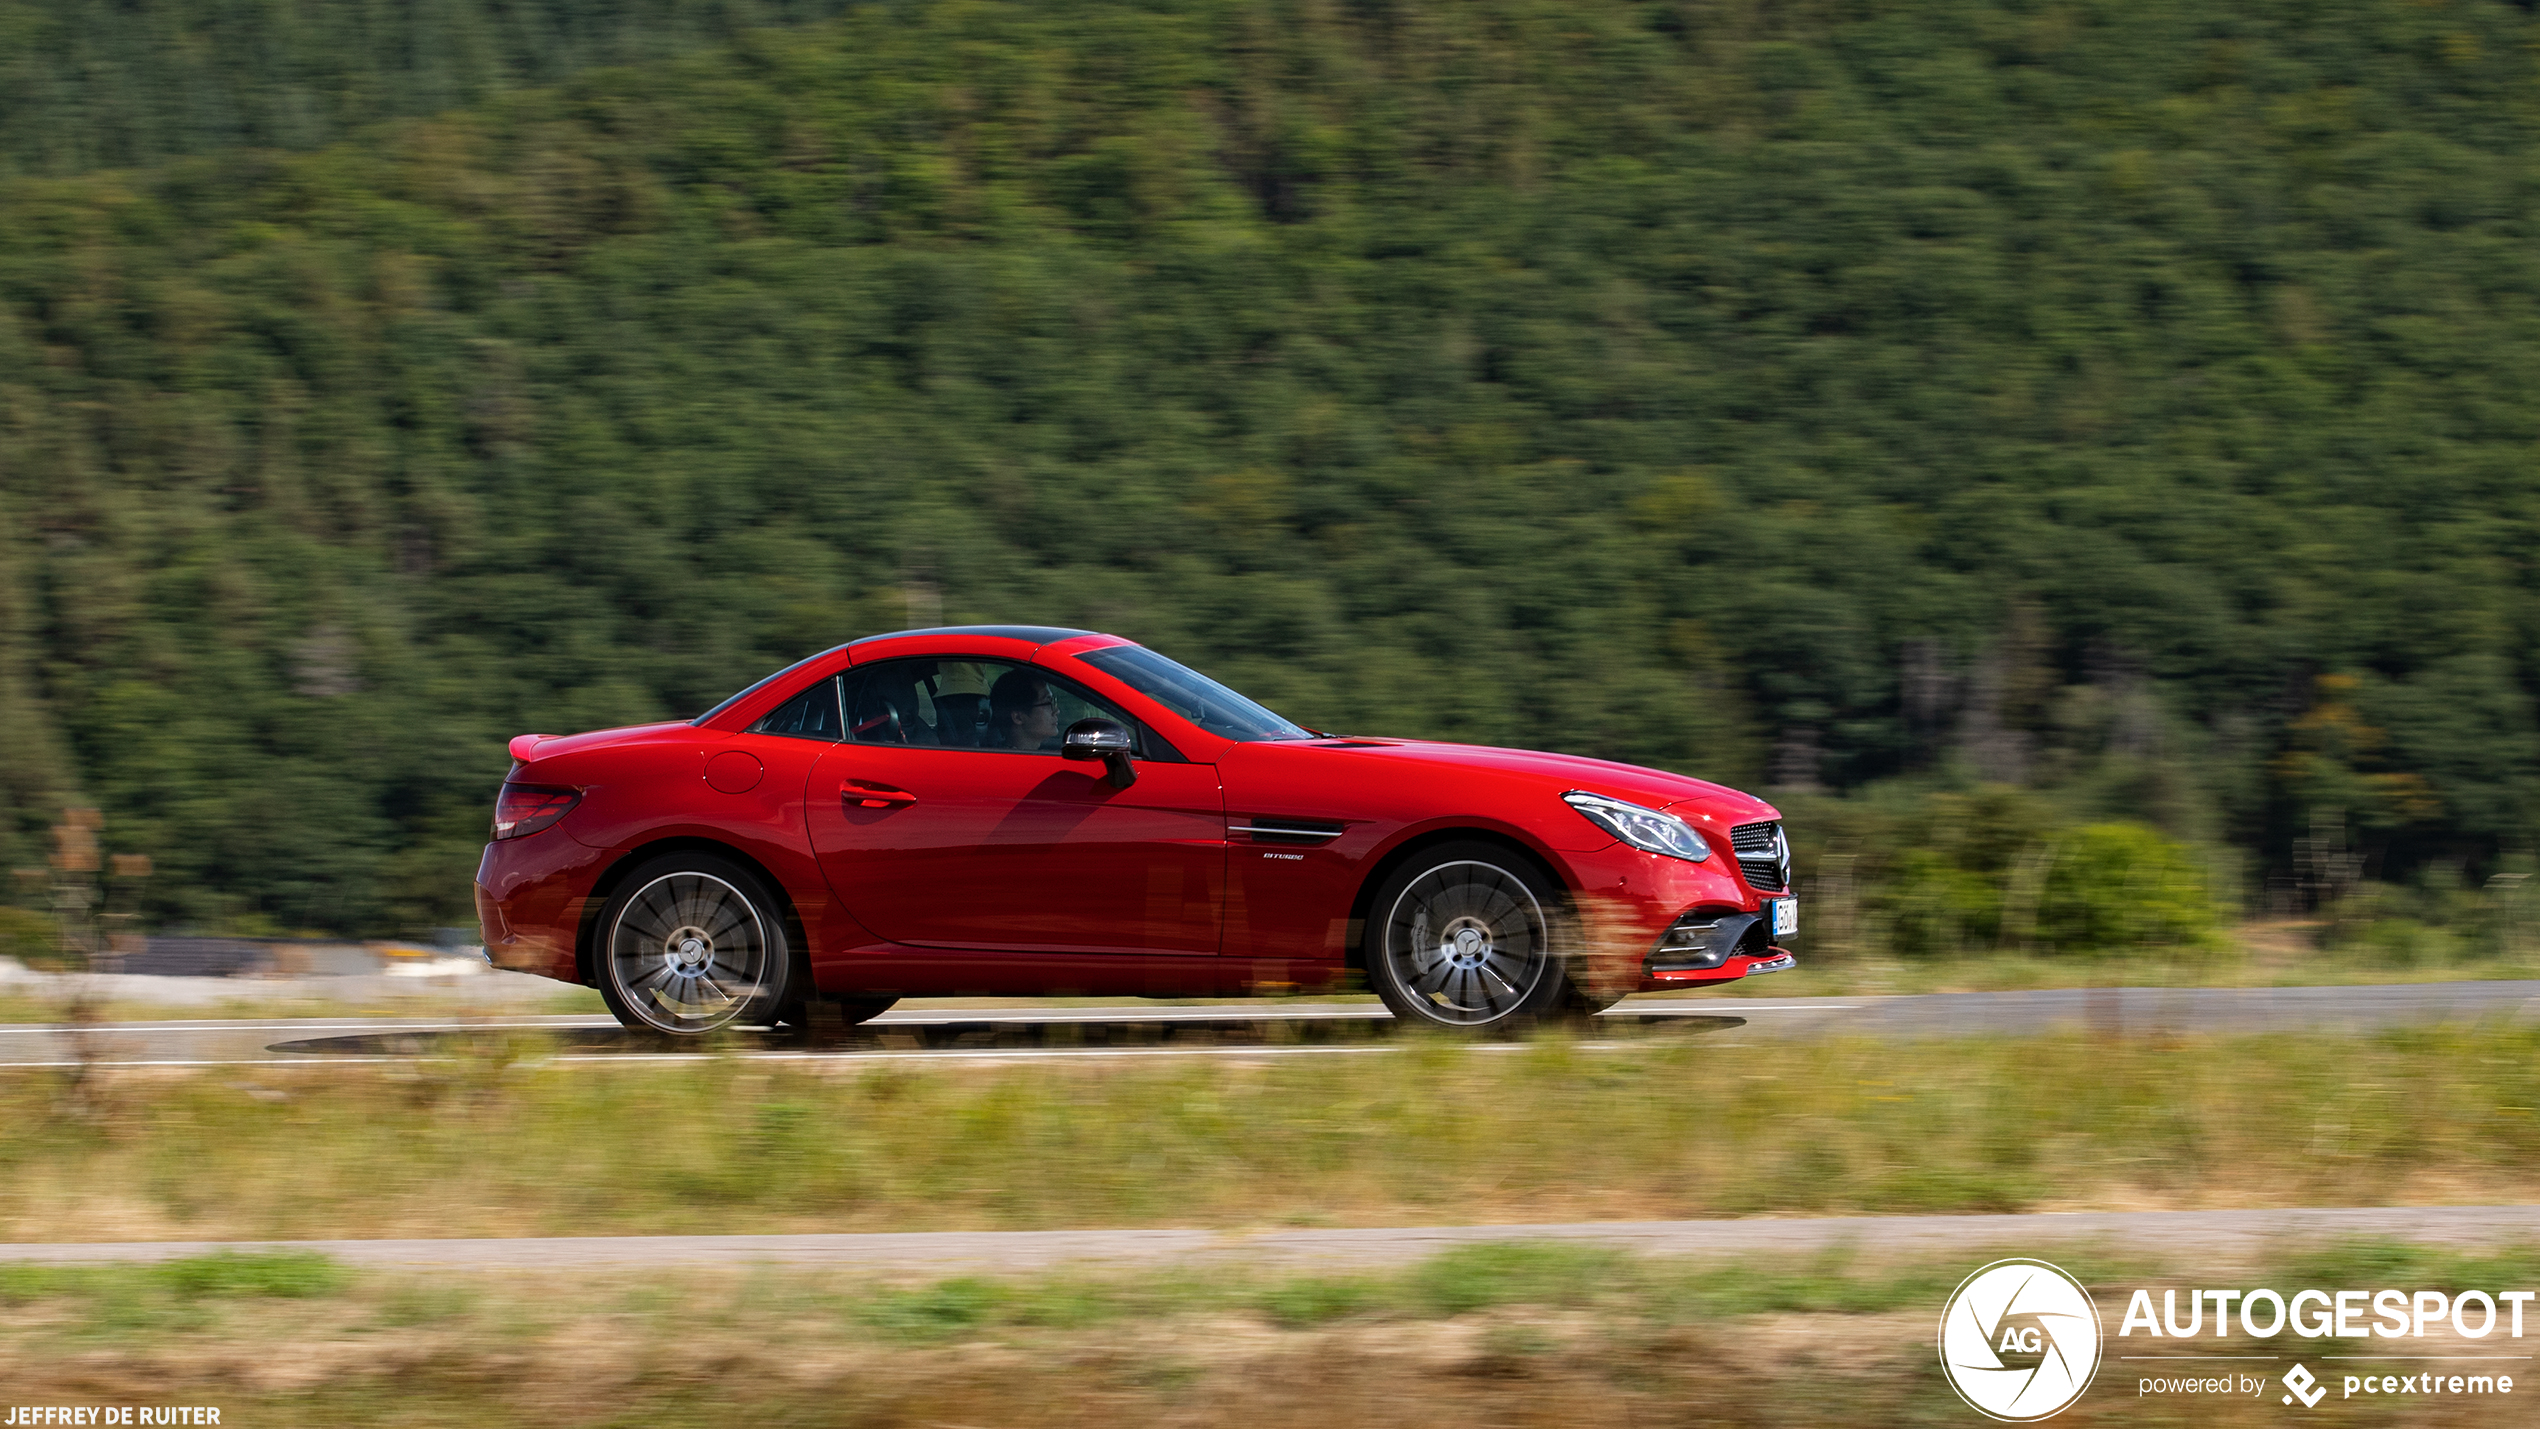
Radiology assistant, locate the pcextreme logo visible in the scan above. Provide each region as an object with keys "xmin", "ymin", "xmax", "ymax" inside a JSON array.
[{"xmin": 1938, "ymin": 1259, "xmax": 2104, "ymax": 1421}]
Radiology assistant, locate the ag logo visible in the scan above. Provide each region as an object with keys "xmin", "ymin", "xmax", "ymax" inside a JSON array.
[{"xmin": 1938, "ymin": 1259, "xmax": 2103, "ymax": 1421}]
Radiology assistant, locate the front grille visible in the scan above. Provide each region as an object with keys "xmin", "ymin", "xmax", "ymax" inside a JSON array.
[{"xmin": 1730, "ymin": 820, "xmax": 1787, "ymax": 892}]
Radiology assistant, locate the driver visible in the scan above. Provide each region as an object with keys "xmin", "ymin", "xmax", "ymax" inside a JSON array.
[{"xmin": 986, "ymin": 669, "xmax": 1060, "ymax": 750}]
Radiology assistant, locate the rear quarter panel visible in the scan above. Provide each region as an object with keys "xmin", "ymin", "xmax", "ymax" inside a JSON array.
[{"xmin": 509, "ymin": 724, "xmax": 879, "ymax": 983}]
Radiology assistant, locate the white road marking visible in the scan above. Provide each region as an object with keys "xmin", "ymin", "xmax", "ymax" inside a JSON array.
[
  {"xmin": 0, "ymin": 1035, "xmax": 1735, "ymax": 1070},
  {"xmin": 1627, "ymin": 1002, "xmax": 1858, "ymax": 1013},
  {"xmin": 0, "ymin": 1016, "xmax": 615, "ymax": 1035},
  {"xmin": 0, "ymin": 1001, "xmax": 1829, "ymax": 1040}
]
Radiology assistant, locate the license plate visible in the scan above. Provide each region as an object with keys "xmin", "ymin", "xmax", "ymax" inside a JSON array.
[{"xmin": 1769, "ymin": 898, "xmax": 1798, "ymax": 938}]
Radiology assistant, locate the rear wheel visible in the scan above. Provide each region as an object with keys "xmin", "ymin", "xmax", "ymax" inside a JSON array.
[
  {"xmin": 1364, "ymin": 842, "xmax": 1577, "ymax": 1033},
  {"xmin": 595, "ymin": 852, "xmax": 794, "ymax": 1035}
]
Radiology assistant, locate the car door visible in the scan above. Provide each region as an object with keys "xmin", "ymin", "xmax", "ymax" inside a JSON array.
[{"xmin": 803, "ymin": 655, "xmax": 1225, "ymax": 955}]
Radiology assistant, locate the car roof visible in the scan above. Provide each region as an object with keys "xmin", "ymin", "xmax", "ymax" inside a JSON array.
[
  {"xmin": 848, "ymin": 625, "xmax": 1093, "ymax": 646},
  {"xmin": 694, "ymin": 627, "xmax": 1122, "ymax": 730}
]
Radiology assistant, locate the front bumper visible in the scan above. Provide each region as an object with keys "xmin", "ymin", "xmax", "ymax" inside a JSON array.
[
  {"xmin": 1649, "ymin": 945, "xmax": 1794, "ymax": 986},
  {"xmin": 1556, "ymin": 842, "xmax": 1796, "ymax": 996}
]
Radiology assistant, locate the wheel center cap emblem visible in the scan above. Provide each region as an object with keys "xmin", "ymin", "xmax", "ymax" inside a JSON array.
[{"xmin": 665, "ymin": 926, "xmax": 713, "ymax": 973}]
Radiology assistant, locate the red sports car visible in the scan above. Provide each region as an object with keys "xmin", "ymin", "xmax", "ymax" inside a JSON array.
[{"xmin": 476, "ymin": 626, "xmax": 1795, "ymax": 1034}]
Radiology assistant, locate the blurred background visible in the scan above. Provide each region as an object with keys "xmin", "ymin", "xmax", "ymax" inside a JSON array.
[{"xmin": 0, "ymin": 0, "xmax": 2534, "ymax": 968}]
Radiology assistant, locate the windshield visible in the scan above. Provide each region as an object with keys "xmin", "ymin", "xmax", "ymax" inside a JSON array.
[{"xmin": 1077, "ymin": 646, "xmax": 1312, "ymax": 742}]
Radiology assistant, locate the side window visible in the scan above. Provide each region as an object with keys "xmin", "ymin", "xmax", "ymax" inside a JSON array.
[
  {"xmin": 842, "ymin": 661, "xmax": 933, "ymax": 745},
  {"xmin": 750, "ymin": 677, "xmax": 841, "ymax": 740},
  {"xmin": 840, "ymin": 658, "xmax": 1146, "ymax": 755}
]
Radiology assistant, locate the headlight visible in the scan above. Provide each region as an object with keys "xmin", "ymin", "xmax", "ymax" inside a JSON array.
[{"xmin": 1561, "ymin": 791, "xmax": 1712, "ymax": 862}]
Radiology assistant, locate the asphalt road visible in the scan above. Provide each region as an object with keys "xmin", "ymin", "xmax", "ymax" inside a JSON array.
[
  {"xmin": 0, "ymin": 980, "xmax": 2532, "ymax": 1067},
  {"xmin": 5, "ymin": 1206, "xmax": 2538, "ymax": 1271}
]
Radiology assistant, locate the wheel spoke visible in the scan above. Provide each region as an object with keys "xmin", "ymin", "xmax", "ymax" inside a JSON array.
[
  {"xmin": 622, "ymin": 900, "xmax": 670, "ymax": 943},
  {"xmin": 640, "ymin": 881, "xmax": 682, "ymax": 929}
]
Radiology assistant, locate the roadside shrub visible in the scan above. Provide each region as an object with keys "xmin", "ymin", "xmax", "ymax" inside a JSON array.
[
  {"xmin": 0, "ymin": 908, "xmax": 60, "ymax": 968},
  {"xmin": 2036, "ymin": 823, "xmax": 2221, "ymax": 954},
  {"xmin": 1798, "ymin": 786, "xmax": 2224, "ymax": 958},
  {"xmin": 2321, "ymin": 858, "xmax": 2537, "ymax": 966}
]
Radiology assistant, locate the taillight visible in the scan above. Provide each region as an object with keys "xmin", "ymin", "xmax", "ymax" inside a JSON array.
[{"xmin": 492, "ymin": 783, "xmax": 580, "ymax": 840}]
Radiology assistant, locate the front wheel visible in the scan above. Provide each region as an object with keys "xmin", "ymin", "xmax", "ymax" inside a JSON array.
[
  {"xmin": 1364, "ymin": 842, "xmax": 1577, "ymax": 1032},
  {"xmin": 595, "ymin": 852, "xmax": 795, "ymax": 1035}
]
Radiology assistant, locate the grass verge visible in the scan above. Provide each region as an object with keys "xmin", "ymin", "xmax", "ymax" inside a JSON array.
[
  {"xmin": 3, "ymin": 1241, "xmax": 2529, "ymax": 1426},
  {"xmin": 6, "ymin": 1025, "xmax": 2540, "ymax": 1241}
]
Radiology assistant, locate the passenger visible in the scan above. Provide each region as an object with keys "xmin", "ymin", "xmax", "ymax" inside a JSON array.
[
  {"xmin": 986, "ymin": 669, "xmax": 1061, "ymax": 750},
  {"xmin": 932, "ymin": 662, "xmax": 996, "ymax": 746}
]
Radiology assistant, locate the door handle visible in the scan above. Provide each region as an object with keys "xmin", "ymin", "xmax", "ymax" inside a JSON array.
[{"xmin": 843, "ymin": 781, "xmax": 917, "ymax": 810}]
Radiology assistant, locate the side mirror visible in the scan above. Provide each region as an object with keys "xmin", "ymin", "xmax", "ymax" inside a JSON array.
[{"xmin": 1061, "ymin": 718, "xmax": 1139, "ymax": 789}]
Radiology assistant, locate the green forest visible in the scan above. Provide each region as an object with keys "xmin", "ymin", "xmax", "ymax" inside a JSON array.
[{"xmin": 2, "ymin": 0, "xmax": 2536, "ymax": 943}]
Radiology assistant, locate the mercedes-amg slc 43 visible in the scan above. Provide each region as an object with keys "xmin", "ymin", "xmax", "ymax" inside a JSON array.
[{"xmin": 476, "ymin": 626, "xmax": 1796, "ymax": 1035}]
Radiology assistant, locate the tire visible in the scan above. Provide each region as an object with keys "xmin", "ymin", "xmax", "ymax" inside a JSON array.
[
  {"xmin": 1364, "ymin": 841, "xmax": 1577, "ymax": 1032},
  {"xmin": 594, "ymin": 851, "xmax": 795, "ymax": 1035}
]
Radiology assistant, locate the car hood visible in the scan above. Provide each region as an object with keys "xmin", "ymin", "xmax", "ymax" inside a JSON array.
[{"xmin": 1293, "ymin": 738, "xmax": 1779, "ymax": 823}]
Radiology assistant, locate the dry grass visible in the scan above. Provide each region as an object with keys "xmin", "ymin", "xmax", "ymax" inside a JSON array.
[
  {"xmin": 5, "ymin": 1025, "xmax": 2540, "ymax": 1243},
  {"xmin": 6, "ymin": 1241, "xmax": 2532, "ymax": 1427}
]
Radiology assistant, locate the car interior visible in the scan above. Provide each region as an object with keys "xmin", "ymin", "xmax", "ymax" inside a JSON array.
[{"xmin": 843, "ymin": 659, "xmax": 1140, "ymax": 754}]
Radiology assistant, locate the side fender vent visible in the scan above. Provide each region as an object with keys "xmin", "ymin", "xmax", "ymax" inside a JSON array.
[{"xmin": 1230, "ymin": 817, "xmax": 1347, "ymax": 845}]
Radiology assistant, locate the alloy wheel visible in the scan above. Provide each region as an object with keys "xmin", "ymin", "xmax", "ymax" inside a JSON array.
[
  {"xmin": 606, "ymin": 871, "xmax": 776, "ymax": 1034},
  {"xmin": 1378, "ymin": 859, "xmax": 1555, "ymax": 1027}
]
